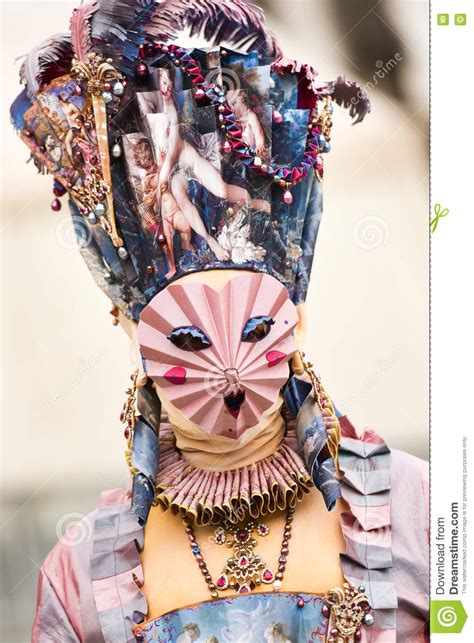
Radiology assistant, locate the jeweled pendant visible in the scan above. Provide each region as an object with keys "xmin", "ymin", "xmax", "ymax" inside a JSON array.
[
  {"xmin": 261, "ymin": 568, "xmax": 275, "ymax": 583},
  {"xmin": 216, "ymin": 573, "xmax": 229, "ymax": 590}
]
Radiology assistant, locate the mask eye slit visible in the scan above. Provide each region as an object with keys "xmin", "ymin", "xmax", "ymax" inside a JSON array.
[
  {"xmin": 167, "ymin": 326, "xmax": 212, "ymax": 352},
  {"xmin": 241, "ymin": 316, "xmax": 275, "ymax": 343}
]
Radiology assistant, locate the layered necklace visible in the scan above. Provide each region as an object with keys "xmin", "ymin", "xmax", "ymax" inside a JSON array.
[{"xmin": 183, "ymin": 507, "xmax": 295, "ymax": 598}]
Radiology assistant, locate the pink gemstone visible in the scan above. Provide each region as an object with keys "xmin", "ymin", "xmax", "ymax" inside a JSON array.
[
  {"xmin": 195, "ymin": 88, "xmax": 205, "ymax": 100},
  {"xmin": 282, "ymin": 190, "xmax": 293, "ymax": 205},
  {"xmin": 222, "ymin": 141, "xmax": 232, "ymax": 155},
  {"xmin": 263, "ymin": 569, "xmax": 274, "ymax": 582},
  {"xmin": 297, "ymin": 599, "xmax": 305, "ymax": 608},
  {"xmin": 216, "ymin": 575, "xmax": 227, "ymax": 588},
  {"xmin": 273, "ymin": 110, "xmax": 283, "ymax": 124},
  {"xmin": 163, "ymin": 366, "xmax": 187, "ymax": 385},
  {"xmin": 266, "ymin": 350, "xmax": 285, "ymax": 367},
  {"xmin": 51, "ymin": 198, "xmax": 61, "ymax": 212},
  {"xmin": 236, "ymin": 529, "xmax": 248, "ymax": 542},
  {"xmin": 355, "ymin": 630, "xmax": 362, "ymax": 641},
  {"xmin": 239, "ymin": 584, "xmax": 250, "ymax": 594},
  {"xmin": 322, "ymin": 604, "xmax": 330, "ymax": 617},
  {"xmin": 240, "ymin": 557, "xmax": 248, "ymax": 566}
]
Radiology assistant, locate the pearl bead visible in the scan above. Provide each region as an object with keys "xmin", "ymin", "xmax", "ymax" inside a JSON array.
[
  {"xmin": 112, "ymin": 143, "xmax": 122, "ymax": 158},
  {"xmin": 102, "ymin": 91, "xmax": 113, "ymax": 104},
  {"xmin": 273, "ymin": 580, "xmax": 282, "ymax": 590},
  {"xmin": 51, "ymin": 198, "xmax": 61, "ymax": 212},
  {"xmin": 282, "ymin": 190, "xmax": 293, "ymax": 205},
  {"xmin": 364, "ymin": 613, "xmax": 374, "ymax": 626},
  {"xmin": 94, "ymin": 202, "xmax": 106, "ymax": 217},
  {"xmin": 88, "ymin": 212, "xmax": 98, "ymax": 224},
  {"xmin": 118, "ymin": 247, "xmax": 128, "ymax": 260},
  {"xmin": 273, "ymin": 110, "xmax": 283, "ymax": 124},
  {"xmin": 253, "ymin": 156, "xmax": 263, "ymax": 167},
  {"xmin": 113, "ymin": 81, "xmax": 124, "ymax": 96}
]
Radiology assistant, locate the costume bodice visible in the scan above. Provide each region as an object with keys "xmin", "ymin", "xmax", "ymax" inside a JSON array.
[{"xmin": 133, "ymin": 592, "xmax": 328, "ymax": 642}]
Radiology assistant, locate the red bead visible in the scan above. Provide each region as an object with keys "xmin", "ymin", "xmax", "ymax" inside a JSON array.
[
  {"xmin": 330, "ymin": 628, "xmax": 339, "ymax": 637},
  {"xmin": 276, "ymin": 572, "xmax": 283, "ymax": 580},
  {"xmin": 322, "ymin": 604, "xmax": 330, "ymax": 617},
  {"xmin": 355, "ymin": 630, "xmax": 362, "ymax": 641},
  {"xmin": 51, "ymin": 198, "xmax": 61, "ymax": 211},
  {"xmin": 297, "ymin": 599, "xmax": 304, "ymax": 608},
  {"xmin": 124, "ymin": 428, "xmax": 130, "ymax": 440},
  {"xmin": 222, "ymin": 141, "xmax": 232, "ymax": 155},
  {"xmin": 135, "ymin": 62, "xmax": 148, "ymax": 78},
  {"xmin": 74, "ymin": 85, "xmax": 82, "ymax": 96},
  {"xmin": 53, "ymin": 183, "xmax": 66, "ymax": 197}
]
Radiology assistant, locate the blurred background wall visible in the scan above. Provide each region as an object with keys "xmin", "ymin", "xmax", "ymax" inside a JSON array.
[{"xmin": 1, "ymin": 1, "xmax": 428, "ymax": 640}]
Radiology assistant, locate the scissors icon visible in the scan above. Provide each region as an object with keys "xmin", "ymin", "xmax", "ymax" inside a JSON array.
[{"xmin": 430, "ymin": 203, "xmax": 449, "ymax": 233}]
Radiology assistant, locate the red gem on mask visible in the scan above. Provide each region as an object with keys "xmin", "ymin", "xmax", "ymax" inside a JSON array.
[
  {"xmin": 163, "ymin": 366, "xmax": 187, "ymax": 385},
  {"xmin": 265, "ymin": 350, "xmax": 285, "ymax": 367}
]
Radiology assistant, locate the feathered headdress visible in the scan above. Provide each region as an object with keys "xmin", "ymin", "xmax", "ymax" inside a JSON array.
[{"xmin": 11, "ymin": 0, "xmax": 370, "ymax": 321}]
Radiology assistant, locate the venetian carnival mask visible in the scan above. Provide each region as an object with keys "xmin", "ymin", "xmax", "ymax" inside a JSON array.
[{"xmin": 138, "ymin": 272, "xmax": 298, "ymax": 438}]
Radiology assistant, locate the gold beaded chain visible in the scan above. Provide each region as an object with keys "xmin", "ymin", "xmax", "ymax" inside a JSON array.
[{"xmin": 122, "ymin": 370, "xmax": 139, "ymax": 474}]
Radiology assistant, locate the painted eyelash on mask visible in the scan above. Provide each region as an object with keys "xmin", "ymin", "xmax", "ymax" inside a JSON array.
[
  {"xmin": 241, "ymin": 316, "xmax": 275, "ymax": 342},
  {"xmin": 167, "ymin": 326, "xmax": 212, "ymax": 351}
]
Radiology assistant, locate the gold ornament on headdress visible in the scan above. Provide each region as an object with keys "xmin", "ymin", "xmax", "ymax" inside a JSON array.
[{"xmin": 71, "ymin": 52, "xmax": 123, "ymax": 248}]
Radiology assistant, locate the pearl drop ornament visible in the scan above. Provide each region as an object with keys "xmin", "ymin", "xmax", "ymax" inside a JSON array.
[
  {"xmin": 88, "ymin": 212, "xmax": 98, "ymax": 224},
  {"xmin": 112, "ymin": 143, "xmax": 122, "ymax": 158},
  {"xmin": 113, "ymin": 81, "xmax": 124, "ymax": 96},
  {"xmin": 364, "ymin": 614, "xmax": 374, "ymax": 626},
  {"xmin": 94, "ymin": 202, "xmax": 106, "ymax": 217},
  {"xmin": 118, "ymin": 247, "xmax": 128, "ymax": 260},
  {"xmin": 102, "ymin": 91, "xmax": 113, "ymax": 104},
  {"xmin": 282, "ymin": 190, "xmax": 293, "ymax": 205}
]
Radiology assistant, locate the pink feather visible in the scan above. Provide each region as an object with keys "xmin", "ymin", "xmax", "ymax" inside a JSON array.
[{"xmin": 70, "ymin": 0, "xmax": 99, "ymax": 61}]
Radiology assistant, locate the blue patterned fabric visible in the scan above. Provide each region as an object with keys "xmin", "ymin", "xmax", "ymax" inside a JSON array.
[
  {"xmin": 288, "ymin": 375, "xmax": 342, "ymax": 511},
  {"xmin": 133, "ymin": 592, "xmax": 329, "ymax": 642}
]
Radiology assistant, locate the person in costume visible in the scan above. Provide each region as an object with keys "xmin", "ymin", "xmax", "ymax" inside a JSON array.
[{"xmin": 11, "ymin": 1, "xmax": 428, "ymax": 641}]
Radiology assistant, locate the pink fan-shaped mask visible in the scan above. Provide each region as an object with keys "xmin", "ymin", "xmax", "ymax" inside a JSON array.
[{"xmin": 137, "ymin": 273, "xmax": 299, "ymax": 438}]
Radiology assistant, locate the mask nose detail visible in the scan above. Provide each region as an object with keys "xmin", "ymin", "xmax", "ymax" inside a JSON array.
[{"xmin": 224, "ymin": 368, "xmax": 240, "ymax": 386}]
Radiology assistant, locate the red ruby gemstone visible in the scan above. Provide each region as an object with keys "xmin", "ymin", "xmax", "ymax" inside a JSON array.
[
  {"xmin": 236, "ymin": 529, "xmax": 248, "ymax": 542},
  {"xmin": 263, "ymin": 570, "xmax": 274, "ymax": 581}
]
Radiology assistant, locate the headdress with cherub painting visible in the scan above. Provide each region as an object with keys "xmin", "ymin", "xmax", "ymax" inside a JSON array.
[{"xmin": 11, "ymin": 0, "xmax": 369, "ymax": 323}]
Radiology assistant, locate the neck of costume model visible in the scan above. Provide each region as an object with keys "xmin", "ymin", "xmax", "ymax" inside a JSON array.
[{"xmin": 158, "ymin": 389, "xmax": 286, "ymax": 471}]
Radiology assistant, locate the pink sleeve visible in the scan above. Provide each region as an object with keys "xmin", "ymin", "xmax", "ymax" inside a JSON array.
[{"xmin": 32, "ymin": 567, "xmax": 81, "ymax": 643}]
